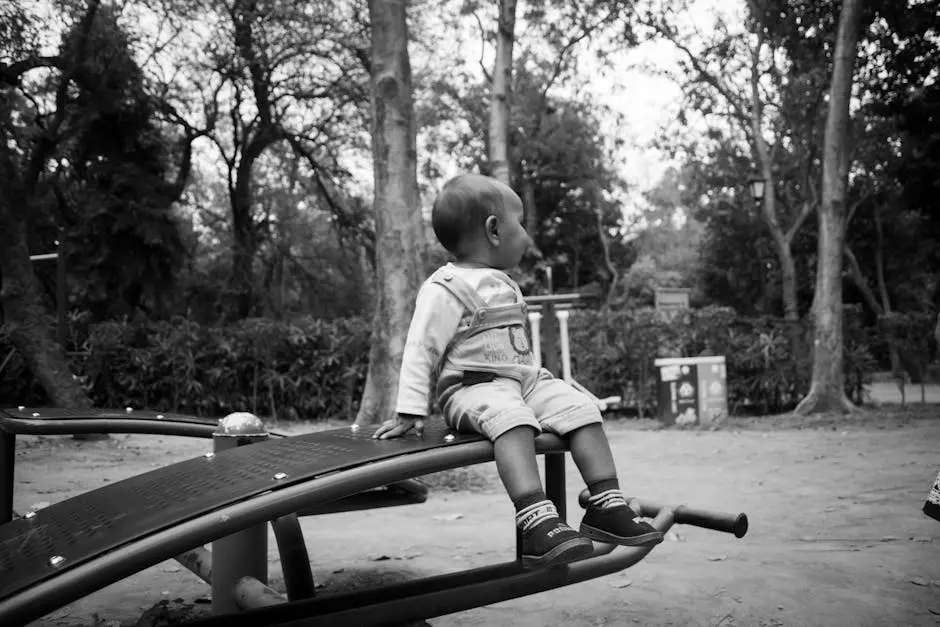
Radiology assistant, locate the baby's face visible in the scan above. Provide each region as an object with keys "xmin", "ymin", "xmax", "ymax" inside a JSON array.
[{"xmin": 492, "ymin": 190, "xmax": 531, "ymax": 270}]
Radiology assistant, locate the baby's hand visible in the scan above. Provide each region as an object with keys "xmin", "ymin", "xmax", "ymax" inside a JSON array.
[{"xmin": 373, "ymin": 414, "xmax": 424, "ymax": 439}]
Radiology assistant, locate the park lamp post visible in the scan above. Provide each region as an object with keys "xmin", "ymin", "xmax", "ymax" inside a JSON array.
[{"xmin": 748, "ymin": 177, "xmax": 766, "ymax": 206}]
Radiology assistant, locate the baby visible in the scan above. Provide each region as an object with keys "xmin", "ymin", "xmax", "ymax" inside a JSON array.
[{"xmin": 374, "ymin": 173, "xmax": 662, "ymax": 568}]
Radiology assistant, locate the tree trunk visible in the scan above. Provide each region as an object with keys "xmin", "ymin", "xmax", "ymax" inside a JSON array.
[
  {"xmin": 844, "ymin": 244, "xmax": 906, "ymax": 374},
  {"xmin": 0, "ymin": 1, "xmax": 99, "ymax": 414},
  {"xmin": 522, "ymin": 173, "xmax": 537, "ymax": 241},
  {"xmin": 488, "ymin": 0, "xmax": 517, "ymax": 187},
  {"xmin": 871, "ymin": 205, "xmax": 906, "ymax": 374},
  {"xmin": 0, "ymin": 205, "xmax": 89, "ymax": 408},
  {"xmin": 596, "ymin": 206, "xmax": 619, "ymax": 306},
  {"xmin": 228, "ymin": 146, "xmax": 265, "ymax": 320},
  {"xmin": 356, "ymin": 0, "xmax": 426, "ymax": 426},
  {"xmin": 777, "ymin": 241, "xmax": 799, "ymax": 322},
  {"xmin": 795, "ymin": 0, "xmax": 866, "ymax": 415}
]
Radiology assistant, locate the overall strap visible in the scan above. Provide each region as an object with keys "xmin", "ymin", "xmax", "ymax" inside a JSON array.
[
  {"xmin": 427, "ymin": 268, "xmax": 489, "ymax": 313},
  {"xmin": 425, "ymin": 267, "xmax": 529, "ymax": 410}
]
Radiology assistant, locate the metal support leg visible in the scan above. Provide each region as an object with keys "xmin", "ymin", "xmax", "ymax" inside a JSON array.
[
  {"xmin": 175, "ymin": 546, "xmax": 213, "ymax": 585},
  {"xmin": 0, "ymin": 430, "xmax": 15, "ymax": 524},
  {"xmin": 234, "ymin": 577, "xmax": 288, "ymax": 609},
  {"xmin": 544, "ymin": 453, "xmax": 566, "ymax": 520},
  {"xmin": 211, "ymin": 413, "xmax": 269, "ymax": 615},
  {"xmin": 271, "ymin": 514, "xmax": 316, "ymax": 601}
]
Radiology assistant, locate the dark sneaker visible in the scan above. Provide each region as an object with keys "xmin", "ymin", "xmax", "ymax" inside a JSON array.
[
  {"xmin": 580, "ymin": 505, "xmax": 664, "ymax": 546},
  {"xmin": 520, "ymin": 516, "xmax": 595, "ymax": 569}
]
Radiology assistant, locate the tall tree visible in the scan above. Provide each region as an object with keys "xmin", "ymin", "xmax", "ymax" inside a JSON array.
[
  {"xmin": 154, "ymin": 0, "xmax": 371, "ymax": 320},
  {"xmin": 641, "ymin": 1, "xmax": 825, "ymax": 324},
  {"xmin": 355, "ymin": 0, "xmax": 426, "ymax": 426},
  {"xmin": 795, "ymin": 0, "xmax": 867, "ymax": 415},
  {"xmin": 488, "ymin": 0, "xmax": 517, "ymax": 186},
  {"xmin": 0, "ymin": 1, "xmax": 101, "ymax": 408}
]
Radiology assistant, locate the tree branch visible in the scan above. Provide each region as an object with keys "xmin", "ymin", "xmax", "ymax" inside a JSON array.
[
  {"xmin": 284, "ymin": 133, "xmax": 376, "ymax": 264},
  {"xmin": 784, "ymin": 200, "xmax": 816, "ymax": 244},
  {"xmin": 0, "ymin": 56, "xmax": 62, "ymax": 85},
  {"xmin": 471, "ymin": 10, "xmax": 492, "ymax": 84},
  {"xmin": 844, "ymin": 245, "xmax": 883, "ymax": 316},
  {"xmin": 641, "ymin": 11, "xmax": 752, "ymax": 131}
]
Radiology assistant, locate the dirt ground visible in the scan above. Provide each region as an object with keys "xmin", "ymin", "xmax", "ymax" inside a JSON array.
[{"xmin": 10, "ymin": 404, "xmax": 940, "ymax": 627}]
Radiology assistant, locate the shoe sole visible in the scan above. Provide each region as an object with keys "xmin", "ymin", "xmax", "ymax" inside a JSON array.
[
  {"xmin": 579, "ymin": 523, "xmax": 664, "ymax": 546},
  {"xmin": 521, "ymin": 537, "xmax": 595, "ymax": 569}
]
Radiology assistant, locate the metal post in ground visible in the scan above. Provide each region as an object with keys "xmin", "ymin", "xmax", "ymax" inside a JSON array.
[
  {"xmin": 0, "ymin": 430, "xmax": 15, "ymax": 523},
  {"xmin": 55, "ymin": 236, "xmax": 67, "ymax": 348},
  {"xmin": 543, "ymin": 301, "xmax": 559, "ymax": 377},
  {"xmin": 544, "ymin": 453, "xmax": 566, "ymax": 520},
  {"xmin": 527, "ymin": 311, "xmax": 543, "ymax": 370},
  {"xmin": 556, "ymin": 309, "xmax": 572, "ymax": 382},
  {"xmin": 211, "ymin": 412, "xmax": 269, "ymax": 615}
]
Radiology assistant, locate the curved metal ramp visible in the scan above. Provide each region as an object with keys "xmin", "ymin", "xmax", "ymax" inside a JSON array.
[
  {"xmin": 0, "ymin": 422, "xmax": 495, "ymax": 624},
  {"xmin": 0, "ymin": 420, "xmax": 748, "ymax": 627},
  {"xmin": 0, "ymin": 422, "xmax": 477, "ymax": 600}
]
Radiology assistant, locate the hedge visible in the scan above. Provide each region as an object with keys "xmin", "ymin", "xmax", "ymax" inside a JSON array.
[
  {"xmin": 567, "ymin": 305, "xmax": 878, "ymax": 415},
  {"xmin": 2, "ymin": 306, "xmax": 884, "ymax": 418}
]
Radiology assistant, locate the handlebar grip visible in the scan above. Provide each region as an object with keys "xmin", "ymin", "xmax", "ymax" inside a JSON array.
[
  {"xmin": 673, "ymin": 505, "xmax": 749, "ymax": 538},
  {"xmin": 577, "ymin": 489, "xmax": 749, "ymax": 538}
]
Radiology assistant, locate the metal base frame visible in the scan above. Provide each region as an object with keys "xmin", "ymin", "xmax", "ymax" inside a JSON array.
[{"xmin": 192, "ymin": 509, "xmax": 678, "ymax": 627}]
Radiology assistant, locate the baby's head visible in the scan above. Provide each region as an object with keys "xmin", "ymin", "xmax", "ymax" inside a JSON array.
[{"xmin": 431, "ymin": 174, "xmax": 531, "ymax": 270}]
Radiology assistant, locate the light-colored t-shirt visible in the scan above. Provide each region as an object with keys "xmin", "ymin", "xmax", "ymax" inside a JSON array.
[{"xmin": 396, "ymin": 263, "xmax": 527, "ymax": 416}]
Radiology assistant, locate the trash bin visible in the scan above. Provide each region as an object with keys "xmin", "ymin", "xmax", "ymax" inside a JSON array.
[
  {"xmin": 925, "ymin": 470, "xmax": 940, "ymax": 523},
  {"xmin": 654, "ymin": 356, "xmax": 728, "ymax": 426}
]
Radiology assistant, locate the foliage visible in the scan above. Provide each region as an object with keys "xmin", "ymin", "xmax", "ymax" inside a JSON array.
[
  {"xmin": 878, "ymin": 311, "xmax": 936, "ymax": 382},
  {"xmin": 148, "ymin": 0, "xmax": 373, "ymax": 320},
  {"xmin": 2, "ymin": 303, "xmax": 886, "ymax": 418},
  {"xmin": 568, "ymin": 305, "xmax": 877, "ymax": 415},
  {"xmin": 1, "ymin": 316, "xmax": 371, "ymax": 420},
  {"xmin": 638, "ymin": 0, "xmax": 940, "ymax": 376},
  {"xmin": 2, "ymin": 3, "xmax": 188, "ymax": 322},
  {"xmin": 418, "ymin": 73, "xmax": 635, "ymax": 296}
]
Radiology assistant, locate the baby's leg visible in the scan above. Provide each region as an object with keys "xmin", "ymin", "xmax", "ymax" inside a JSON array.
[
  {"xmin": 492, "ymin": 424, "xmax": 542, "ymax": 501},
  {"xmin": 441, "ymin": 375, "xmax": 594, "ymax": 568},
  {"xmin": 568, "ymin": 422, "xmax": 619, "ymax": 486},
  {"xmin": 526, "ymin": 371, "xmax": 663, "ymax": 547}
]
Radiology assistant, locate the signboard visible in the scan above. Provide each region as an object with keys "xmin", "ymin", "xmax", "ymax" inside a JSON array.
[
  {"xmin": 654, "ymin": 288, "xmax": 691, "ymax": 322},
  {"xmin": 654, "ymin": 356, "xmax": 728, "ymax": 426}
]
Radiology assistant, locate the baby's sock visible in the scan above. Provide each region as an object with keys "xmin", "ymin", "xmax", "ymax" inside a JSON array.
[
  {"xmin": 586, "ymin": 478, "xmax": 629, "ymax": 510},
  {"xmin": 513, "ymin": 490, "xmax": 557, "ymax": 531}
]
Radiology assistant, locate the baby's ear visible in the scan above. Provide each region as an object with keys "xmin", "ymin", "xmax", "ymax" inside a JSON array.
[{"xmin": 484, "ymin": 215, "xmax": 500, "ymax": 242}]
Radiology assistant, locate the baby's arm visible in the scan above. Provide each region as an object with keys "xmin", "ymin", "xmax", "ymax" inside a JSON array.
[{"xmin": 373, "ymin": 282, "xmax": 463, "ymax": 439}]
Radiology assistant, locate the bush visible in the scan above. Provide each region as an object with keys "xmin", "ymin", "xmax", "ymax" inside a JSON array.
[
  {"xmin": 2, "ymin": 303, "xmax": 880, "ymax": 420},
  {"xmin": 1, "ymin": 315, "xmax": 371, "ymax": 420},
  {"xmin": 877, "ymin": 310, "xmax": 936, "ymax": 383},
  {"xmin": 568, "ymin": 305, "xmax": 877, "ymax": 416}
]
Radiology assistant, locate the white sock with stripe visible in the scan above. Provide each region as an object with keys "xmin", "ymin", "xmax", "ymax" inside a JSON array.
[
  {"xmin": 515, "ymin": 500, "xmax": 559, "ymax": 532},
  {"xmin": 587, "ymin": 488, "xmax": 629, "ymax": 509}
]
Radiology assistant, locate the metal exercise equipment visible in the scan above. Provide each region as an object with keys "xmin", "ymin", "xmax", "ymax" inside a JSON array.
[
  {"xmin": 524, "ymin": 293, "xmax": 622, "ymax": 411},
  {"xmin": 0, "ymin": 408, "xmax": 748, "ymax": 626}
]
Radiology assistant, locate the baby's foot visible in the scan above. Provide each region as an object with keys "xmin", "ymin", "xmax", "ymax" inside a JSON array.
[
  {"xmin": 580, "ymin": 501, "xmax": 664, "ymax": 547},
  {"xmin": 518, "ymin": 501, "xmax": 594, "ymax": 569}
]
